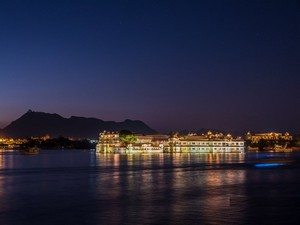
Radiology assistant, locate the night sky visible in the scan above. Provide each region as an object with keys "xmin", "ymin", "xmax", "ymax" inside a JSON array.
[{"xmin": 0, "ymin": 0, "xmax": 299, "ymax": 133}]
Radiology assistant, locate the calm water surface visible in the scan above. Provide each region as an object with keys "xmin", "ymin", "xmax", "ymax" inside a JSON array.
[{"xmin": 0, "ymin": 150, "xmax": 299, "ymax": 225}]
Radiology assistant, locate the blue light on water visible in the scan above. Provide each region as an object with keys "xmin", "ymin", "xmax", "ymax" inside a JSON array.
[{"xmin": 254, "ymin": 163, "xmax": 284, "ymax": 168}]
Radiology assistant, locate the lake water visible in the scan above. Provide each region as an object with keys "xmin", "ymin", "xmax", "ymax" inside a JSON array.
[{"xmin": 0, "ymin": 150, "xmax": 299, "ymax": 225}]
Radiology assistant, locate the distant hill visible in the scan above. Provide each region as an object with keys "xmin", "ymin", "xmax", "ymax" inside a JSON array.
[{"xmin": 0, "ymin": 110, "xmax": 157, "ymax": 138}]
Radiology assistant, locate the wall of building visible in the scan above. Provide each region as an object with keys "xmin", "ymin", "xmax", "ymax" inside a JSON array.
[{"xmin": 96, "ymin": 132, "xmax": 245, "ymax": 154}]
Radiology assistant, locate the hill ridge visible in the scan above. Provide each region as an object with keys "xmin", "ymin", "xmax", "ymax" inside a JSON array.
[{"xmin": 1, "ymin": 110, "xmax": 157, "ymax": 138}]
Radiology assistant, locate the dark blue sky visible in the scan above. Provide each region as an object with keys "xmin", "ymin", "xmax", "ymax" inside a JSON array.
[{"xmin": 0, "ymin": 0, "xmax": 299, "ymax": 133}]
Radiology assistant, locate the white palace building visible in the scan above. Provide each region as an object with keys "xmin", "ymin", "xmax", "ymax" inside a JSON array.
[{"xmin": 96, "ymin": 131, "xmax": 245, "ymax": 154}]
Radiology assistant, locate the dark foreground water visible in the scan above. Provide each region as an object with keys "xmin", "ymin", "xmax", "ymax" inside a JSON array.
[{"xmin": 0, "ymin": 151, "xmax": 300, "ymax": 225}]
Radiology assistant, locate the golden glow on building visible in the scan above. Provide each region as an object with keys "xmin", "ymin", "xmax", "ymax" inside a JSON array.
[
  {"xmin": 246, "ymin": 132, "xmax": 292, "ymax": 143},
  {"xmin": 96, "ymin": 131, "xmax": 245, "ymax": 153},
  {"xmin": 0, "ymin": 137, "xmax": 27, "ymax": 150}
]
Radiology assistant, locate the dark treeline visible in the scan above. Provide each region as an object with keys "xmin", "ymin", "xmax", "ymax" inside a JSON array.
[{"xmin": 21, "ymin": 136, "xmax": 96, "ymax": 150}]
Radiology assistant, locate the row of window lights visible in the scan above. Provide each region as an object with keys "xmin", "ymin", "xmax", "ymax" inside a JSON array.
[
  {"xmin": 179, "ymin": 142, "xmax": 243, "ymax": 146},
  {"xmin": 188, "ymin": 147, "xmax": 244, "ymax": 150}
]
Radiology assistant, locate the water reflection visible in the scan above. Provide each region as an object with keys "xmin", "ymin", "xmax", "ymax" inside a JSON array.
[
  {"xmin": 0, "ymin": 153, "xmax": 4, "ymax": 169},
  {"xmin": 0, "ymin": 154, "xmax": 4, "ymax": 201},
  {"xmin": 91, "ymin": 153, "xmax": 247, "ymax": 224},
  {"xmin": 0, "ymin": 151, "xmax": 298, "ymax": 225},
  {"xmin": 93, "ymin": 152, "xmax": 245, "ymax": 167},
  {"xmin": 0, "ymin": 151, "xmax": 15, "ymax": 169}
]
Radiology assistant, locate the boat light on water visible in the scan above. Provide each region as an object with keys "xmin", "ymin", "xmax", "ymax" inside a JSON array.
[{"xmin": 254, "ymin": 163, "xmax": 285, "ymax": 168}]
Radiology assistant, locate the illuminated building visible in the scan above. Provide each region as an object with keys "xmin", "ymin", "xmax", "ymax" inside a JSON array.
[
  {"xmin": 96, "ymin": 132, "xmax": 169, "ymax": 153},
  {"xmin": 0, "ymin": 137, "xmax": 27, "ymax": 150},
  {"xmin": 96, "ymin": 132, "xmax": 122, "ymax": 153},
  {"xmin": 245, "ymin": 132, "xmax": 292, "ymax": 143},
  {"xmin": 165, "ymin": 133, "xmax": 244, "ymax": 153},
  {"xmin": 96, "ymin": 131, "xmax": 245, "ymax": 153}
]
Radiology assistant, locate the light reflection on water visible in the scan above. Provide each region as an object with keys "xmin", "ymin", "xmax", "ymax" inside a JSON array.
[
  {"xmin": 91, "ymin": 153, "xmax": 247, "ymax": 224},
  {"xmin": 0, "ymin": 151, "xmax": 299, "ymax": 225}
]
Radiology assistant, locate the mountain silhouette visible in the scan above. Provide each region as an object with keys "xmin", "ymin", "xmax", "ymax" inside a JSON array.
[{"xmin": 0, "ymin": 110, "xmax": 156, "ymax": 138}]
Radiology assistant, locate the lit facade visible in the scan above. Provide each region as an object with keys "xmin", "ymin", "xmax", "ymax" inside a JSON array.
[
  {"xmin": 166, "ymin": 133, "xmax": 244, "ymax": 153},
  {"xmin": 0, "ymin": 138, "xmax": 27, "ymax": 149},
  {"xmin": 245, "ymin": 132, "xmax": 292, "ymax": 143},
  {"xmin": 96, "ymin": 131, "xmax": 245, "ymax": 153},
  {"xmin": 96, "ymin": 132, "xmax": 169, "ymax": 153}
]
